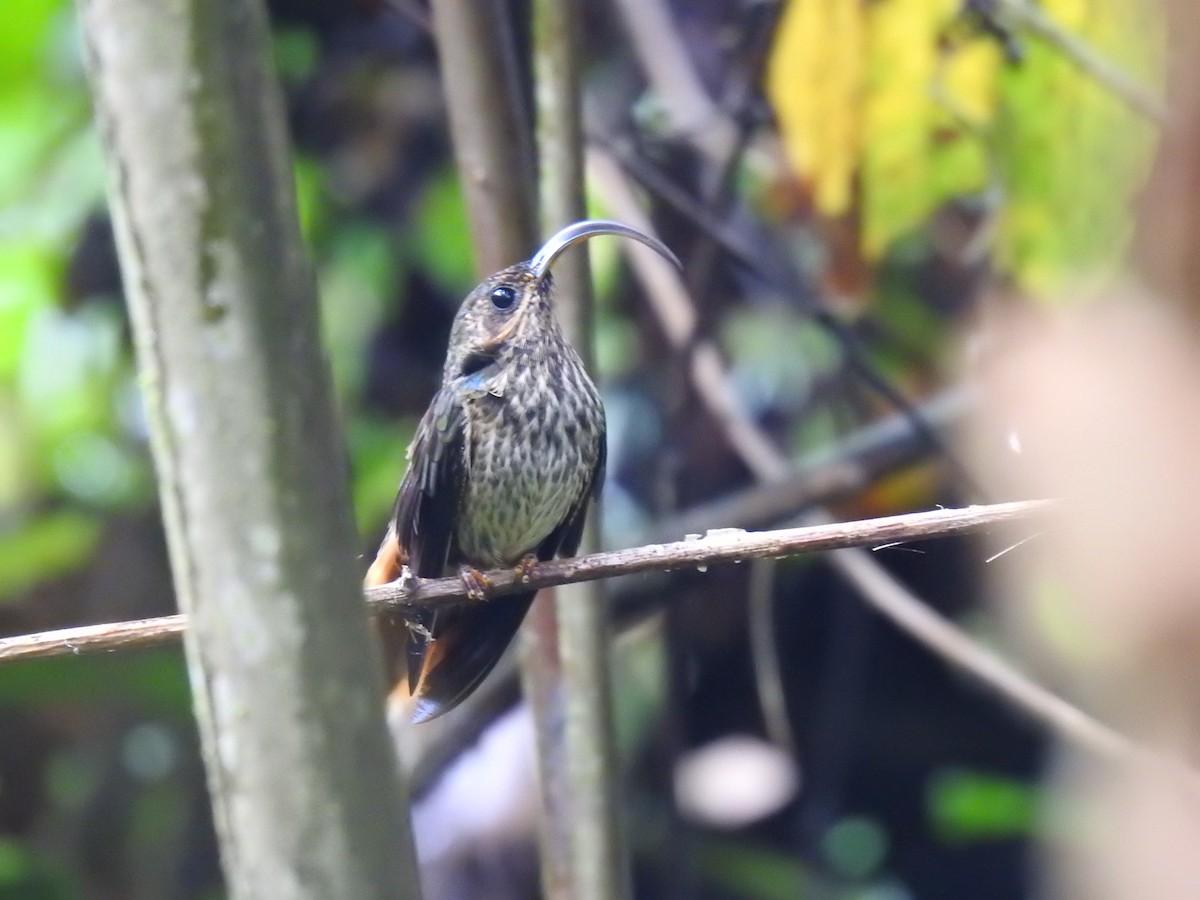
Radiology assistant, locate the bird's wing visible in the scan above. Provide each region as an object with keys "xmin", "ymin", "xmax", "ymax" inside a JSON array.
[
  {"xmin": 365, "ymin": 385, "xmax": 468, "ymax": 693},
  {"xmin": 393, "ymin": 386, "xmax": 467, "ymax": 577}
]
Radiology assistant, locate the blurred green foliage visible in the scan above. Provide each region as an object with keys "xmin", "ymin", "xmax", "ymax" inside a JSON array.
[
  {"xmin": 696, "ymin": 839, "xmax": 810, "ymax": 900},
  {"xmin": 927, "ymin": 767, "xmax": 1039, "ymax": 843},
  {"xmin": 1, "ymin": 1, "xmax": 128, "ymax": 598},
  {"xmin": 0, "ymin": 836, "xmax": 73, "ymax": 899}
]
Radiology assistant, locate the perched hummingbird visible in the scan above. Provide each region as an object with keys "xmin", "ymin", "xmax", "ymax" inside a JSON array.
[{"xmin": 366, "ymin": 220, "xmax": 680, "ymax": 722}]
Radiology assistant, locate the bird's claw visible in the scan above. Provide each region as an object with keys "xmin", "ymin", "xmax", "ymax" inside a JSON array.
[
  {"xmin": 458, "ymin": 566, "xmax": 491, "ymax": 601},
  {"xmin": 514, "ymin": 553, "xmax": 538, "ymax": 584},
  {"xmin": 406, "ymin": 619, "xmax": 435, "ymax": 641}
]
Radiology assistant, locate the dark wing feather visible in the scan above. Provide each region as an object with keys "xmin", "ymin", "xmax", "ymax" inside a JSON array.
[
  {"xmin": 383, "ymin": 387, "xmax": 467, "ymax": 691},
  {"xmin": 393, "ymin": 387, "xmax": 466, "ymax": 577}
]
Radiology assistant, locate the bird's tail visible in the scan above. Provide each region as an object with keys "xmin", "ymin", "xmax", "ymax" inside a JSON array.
[
  {"xmin": 397, "ymin": 591, "xmax": 536, "ymax": 723},
  {"xmin": 365, "ymin": 527, "xmax": 534, "ymax": 723}
]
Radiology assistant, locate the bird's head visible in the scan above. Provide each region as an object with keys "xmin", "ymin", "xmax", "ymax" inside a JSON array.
[{"xmin": 444, "ymin": 220, "xmax": 679, "ymax": 380}]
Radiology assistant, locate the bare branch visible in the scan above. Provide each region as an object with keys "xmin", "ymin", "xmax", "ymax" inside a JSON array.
[
  {"xmin": 373, "ymin": 501, "xmax": 1051, "ymax": 609},
  {"xmin": 13, "ymin": 498, "xmax": 1200, "ymax": 793},
  {"xmin": 0, "ymin": 501, "xmax": 1051, "ymax": 667},
  {"xmin": 748, "ymin": 559, "xmax": 795, "ymax": 753},
  {"xmin": 588, "ymin": 119, "xmax": 1193, "ymax": 797},
  {"xmin": 403, "ymin": 385, "xmax": 969, "ymax": 795},
  {"xmin": 428, "ymin": 0, "xmax": 537, "ymax": 270},
  {"xmin": 609, "ymin": 0, "xmax": 740, "ymax": 160},
  {"xmin": 0, "ymin": 614, "xmax": 188, "ymax": 663},
  {"xmin": 653, "ymin": 386, "xmax": 971, "ymax": 542}
]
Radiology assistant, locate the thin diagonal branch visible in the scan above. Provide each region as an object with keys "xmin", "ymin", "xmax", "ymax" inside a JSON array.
[
  {"xmin": 0, "ymin": 501, "xmax": 1050, "ymax": 668},
  {"xmin": 399, "ymin": 385, "xmax": 968, "ymax": 796},
  {"xmin": 586, "ymin": 119, "xmax": 1177, "ymax": 796},
  {"xmin": 989, "ymin": 0, "xmax": 1168, "ymax": 124},
  {"xmin": 609, "ymin": 0, "xmax": 739, "ymax": 160},
  {"xmin": 829, "ymin": 543, "xmax": 1200, "ymax": 799}
]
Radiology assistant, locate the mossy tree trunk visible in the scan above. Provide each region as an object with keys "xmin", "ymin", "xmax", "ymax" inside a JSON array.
[{"xmin": 78, "ymin": 0, "xmax": 421, "ymax": 896}]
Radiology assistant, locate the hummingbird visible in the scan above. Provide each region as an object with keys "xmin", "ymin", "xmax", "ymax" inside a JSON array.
[{"xmin": 366, "ymin": 220, "xmax": 680, "ymax": 723}]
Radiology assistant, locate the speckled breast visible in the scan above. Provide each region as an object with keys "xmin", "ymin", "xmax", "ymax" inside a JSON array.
[{"xmin": 455, "ymin": 347, "xmax": 604, "ymax": 566}]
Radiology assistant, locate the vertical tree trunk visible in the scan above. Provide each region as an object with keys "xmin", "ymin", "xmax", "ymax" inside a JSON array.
[
  {"xmin": 426, "ymin": 2, "xmax": 576, "ymax": 895},
  {"xmin": 534, "ymin": 0, "xmax": 630, "ymax": 897},
  {"xmin": 78, "ymin": 1, "xmax": 420, "ymax": 897}
]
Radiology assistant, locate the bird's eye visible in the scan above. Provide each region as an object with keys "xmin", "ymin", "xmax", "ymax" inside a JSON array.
[{"xmin": 490, "ymin": 285, "xmax": 517, "ymax": 310}]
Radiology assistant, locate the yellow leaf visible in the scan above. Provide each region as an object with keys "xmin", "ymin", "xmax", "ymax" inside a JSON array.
[
  {"xmin": 766, "ymin": 0, "xmax": 1163, "ymax": 290},
  {"xmin": 766, "ymin": 0, "xmax": 866, "ymax": 216}
]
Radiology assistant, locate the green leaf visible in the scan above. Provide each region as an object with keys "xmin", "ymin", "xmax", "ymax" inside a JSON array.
[
  {"xmin": 0, "ymin": 837, "xmax": 72, "ymax": 900},
  {"xmin": 350, "ymin": 416, "xmax": 413, "ymax": 535},
  {"xmin": 927, "ymin": 767, "xmax": 1038, "ymax": 843},
  {"xmin": 293, "ymin": 154, "xmax": 327, "ymax": 243},
  {"xmin": 274, "ymin": 27, "xmax": 319, "ymax": 86},
  {"xmin": 994, "ymin": 0, "xmax": 1162, "ymax": 295},
  {"xmin": 319, "ymin": 224, "xmax": 399, "ymax": 400},
  {"xmin": 0, "ymin": 244, "xmax": 57, "ymax": 381},
  {"xmin": 0, "ymin": 88, "xmax": 92, "ymax": 215},
  {"xmin": 0, "ymin": 648, "xmax": 192, "ymax": 715},
  {"xmin": 411, "ymin": 168, "xmax": 474, "ymax": 290},
  {"xmin": 0, "ymin": 0, "xmax": 67, "ymax": 85},
  {"xmin": 0, "ymin": 510, "xmax": 102, "ymax": 598}
]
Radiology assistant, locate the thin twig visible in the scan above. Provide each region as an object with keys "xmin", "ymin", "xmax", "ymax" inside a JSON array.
[
  {"xmin": 11, "ymin": 499, "xmax": 1199, "ymax": 791},
  {"xmin": 989, "ymin": 0, "xmax": 1168, "ymax": 123},
  {"xmin": 747, "ymin": 559, "xmax": 796, "ymax": 753},
  {"xmin": 0, "ymin": 614, "xmax": 188, "ymax": 663},
  {"xmin": 404, "ymin": 385, "xmax": 969, "ymax": 797},
  {"xmin": 597, "ymin": 0, "xmax": 986, "ymax": 497},
  {"xmin": 649, "ymin": 386, "xmax": 972, "ymax": 544},
  {"xmin": 829, "ymin": 543, "xmax": 1200, "ymax": 796},
  {"xmin": 0, "ymin": 502, "xmax": 1052, "ymax": 667},
  {"xmin": 608, "ymin": 0, "xmax": 740, "ymax": 161}
]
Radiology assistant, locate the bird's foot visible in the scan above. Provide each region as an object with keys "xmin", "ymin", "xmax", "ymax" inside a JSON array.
[
  {"xmin": 513, "ymin": 553, "xmax": 538, "ymax": 584},
  {"xmin": 406, "ymin": 619, "xmax": 435, "ymax": 641},
  {"xmin": 458, "ymin": 565, "xmax": 491, "ymax": 601}
]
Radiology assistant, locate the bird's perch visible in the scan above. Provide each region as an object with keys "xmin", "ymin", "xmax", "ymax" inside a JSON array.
[{"xmin": 0, "ymin": 501, "xmax": 1050, "ymax": 665}]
